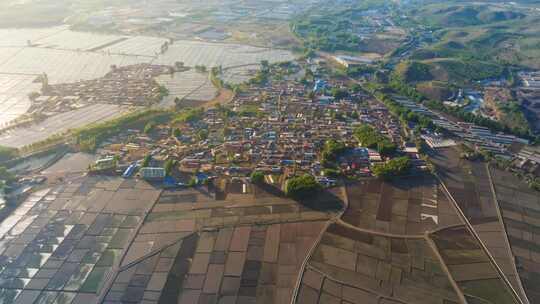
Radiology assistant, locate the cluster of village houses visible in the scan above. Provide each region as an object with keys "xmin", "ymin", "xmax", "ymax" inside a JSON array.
[
  {"xmin": 28, "ymin": 64, "xmax": 176, "ymax": 116},
  {"xmin": 75, "ymin": 58, "xmax": 540, "ymax": 188},
  {"xmin": 90, "ymin": 74, "xmax": 425, "ymax": 185}
]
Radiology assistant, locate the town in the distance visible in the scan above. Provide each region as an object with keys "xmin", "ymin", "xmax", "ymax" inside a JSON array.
[{"xmin": 0, "ymin": 0, "xmax": 539, "ymax": 304}]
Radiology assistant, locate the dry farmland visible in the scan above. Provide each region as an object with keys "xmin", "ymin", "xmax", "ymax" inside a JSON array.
[
  {"xmin": 343, "ymin": 176, "xmax": 462, "ymax": 235},
  {"xmin": 430, "ymin": 146, "xmax": 525, "ymax": 299},
  {"xmin": 490, "ymin": 166, "xmax": 540, "ymax": 303}
]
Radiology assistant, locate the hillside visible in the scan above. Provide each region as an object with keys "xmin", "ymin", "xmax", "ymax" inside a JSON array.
[
  {"xmin": 394, "ymin": 61, "xmax": 434, "ymax": 82},
  {"xmin": 418, "ymin": 4, "xmax": 525, "ymax": 27}
]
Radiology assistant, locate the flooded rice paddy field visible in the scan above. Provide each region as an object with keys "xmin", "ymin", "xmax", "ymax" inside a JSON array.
[
  {"xmin": 154, "ymin": 41, "xmax": 293, "ymax": 69},
  {"xmin": 155, "ymin": 70, "xmax": 217, "ymax": 106},
  {"xmin": 0, "ymin": 177, "xmax": 161, "ymax": 303},
  {"xmin": 0, "ymin": 104, "xmax": 133, "ymax": 149},
  {"xmin": 0, "ymin": 27, "xmax": 294, "ymax": 132},
  {"xmin": 0, "ymin": 74, "xmax": 41, "ymax": 127},
  {"xmin": 0, "ymin": 48, "xmax": 151, "ymax": 84},
  {"xmin": 0, "ymin": 176, "xmax": 337, "ymax": 304}
]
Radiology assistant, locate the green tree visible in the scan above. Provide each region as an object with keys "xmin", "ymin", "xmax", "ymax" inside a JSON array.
[
  {"xmin": 197, "ymin": 129, "xmax": 209, "ymax": 141},
  {"xmin": 164, "ymin": 159, "xmax": 177, "ymax": 176},
  {"xmin": 0, "ymin": 146, "xmax": 18, "ymax": 162},
  {"xmin": 321, "ymin": 140, "xmax": 346, "ymax": 166},
  {"xmin": 142, "ymin": 154, "xmax": 151, "ymax": 167},
  {"xmin": 372, "ymin": 157, "xmax": 411, "ymax": 180},
  {"xmin": 144, "ymin": 121, "xmax": 156, "ymax": 134},
  {"xmin": 285, "ymin": 175, "xmax": 323, "ymax": 200},
  {"xmin": 331, "ymin": 88, "xmax": 349, "ymax": 100},
  {"xmin": 250, "ymin": 171, "xmax": 265, "ymax": 184},
  {"xmin": 0, "ymin": 166, "xmax": 15, "ymax": 184},
  {"xmin": 174, "ymin": 108, "xmax": 204, "ymax": 124}
]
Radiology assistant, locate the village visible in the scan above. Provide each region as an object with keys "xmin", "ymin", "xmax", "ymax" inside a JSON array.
[
  {"xmin": 26, "ymin": 63, "xmax": 183, "ymax": 117},
  {"xmin": 86, "ymin": 61, "xmax": 426, "ymax": 190}
]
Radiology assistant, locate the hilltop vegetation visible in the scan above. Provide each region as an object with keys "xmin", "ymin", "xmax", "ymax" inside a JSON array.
[
  {"xmin": 394, "ymin": 61, "xmax": 433, "ymax": 83},
  {"xmin": 291, "ymin": 2, "xmax": 404, "ymax": 55},
  {"xmin": 417, "ymin": 5, "xmax": 525, "ymax": 27},
  {"xmin": 407, "ymin": 2, "xmax": 540, "ymax": 73},
  {"xmin": 0, "ymin": 146, "xmax": 17, "ymax": 162}
]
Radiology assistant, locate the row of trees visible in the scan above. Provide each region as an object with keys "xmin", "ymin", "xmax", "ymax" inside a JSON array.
[
  {"xmin": 74, "ymin": 109, "xmax": 171, "ymax": 152},
  {"xmin": 174, "ymin": 107, "xmax": 204, "ymax": 124},
  {"xmin": 0, "ymin": 146, "xmax": 18, "ymax": 162}
]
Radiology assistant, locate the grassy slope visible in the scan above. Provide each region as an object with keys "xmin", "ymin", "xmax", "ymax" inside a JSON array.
[{"xmin": 406, "ymin": 2, "xmax": 540, "ymax": 84}]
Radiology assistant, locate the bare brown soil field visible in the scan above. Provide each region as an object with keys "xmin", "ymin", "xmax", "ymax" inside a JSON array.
[
  {"xmin": 490, "ymin": 166, "xmax": 540, "ymax": 303},
  {"xmin": 431, "ymin": 146, "xmax": 528, "ymax": 302},
  {"xmin": 343, "ymin": 176, "xmax": 461, "ymax": 235}
]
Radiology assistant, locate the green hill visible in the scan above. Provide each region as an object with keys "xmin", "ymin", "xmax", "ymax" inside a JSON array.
[
  {"xmin": 420, "ymin": 4, "xmax": 525, "ymax": 27},
  {"xmin": 395, "ymin": 61, "xmax": 434, "ymax": 82}
]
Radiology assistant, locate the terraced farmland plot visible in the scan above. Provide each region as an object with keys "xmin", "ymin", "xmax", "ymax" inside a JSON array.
[
  {"xmin": 105, "ymin": 221, "xmax": 327, "ymax": 304},
  {"xmin": 431, "ymin": 146, "xmax": 525, "ymax": 299},
  {"xmin": 0, "ymin": 176, "xmax": 339, "ymax": 304},
  {"xmin": 431, "ymin": 226, "xmax": 519, "ymax": 304},
  {"xmin": 0, "ymin": 104, "xmax": 134, "ymax": 148},
  {"xmin": 490, "ymin": 167, "xmax": 540, "ymax": 303},
  {"xmin": 298, "ymin": 221, "xmax": 521, "ymax": 304},
  {"xmin": 155, "ymin": 40, "xmax": 294, "ymax": 68},
  {"xmin": 300, "ymin": 223, "xmax": 461, "ymax": 304},
  {"xmin": 0, "ymin": 74, "xmax": 40, "ymax": 126},
  {"xmin": 343, "ymin": 177, "xmax": 462, "ymax": 235}
]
